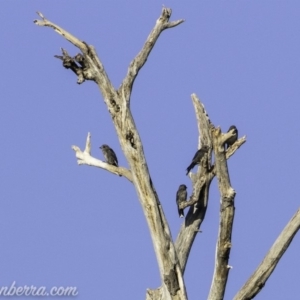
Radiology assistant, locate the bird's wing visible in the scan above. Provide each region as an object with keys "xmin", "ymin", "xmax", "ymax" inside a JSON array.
[
  {"xmin": 176, "ymin": 190, "xmax": 182, "ymax": 205},
  {"xmin": 177, "ymin": 189, "xmax": 186, "ymax": 204},
  {"xmin": 109, "ymin": 149, "xmax": 118, "ymax": 165},
  {"xmin": 191, "ymin": 150, "xmax": 200, "ymax": 161},
  {"xmin": 183, "ymin": 190, "xmax": 187, "ymax": 201}
]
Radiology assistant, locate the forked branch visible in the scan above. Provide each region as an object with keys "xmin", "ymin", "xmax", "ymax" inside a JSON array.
[
  {"xmin": 175, "ymin": 94, "xmax": 213, "ymax": 272},
  {"xmin": 72, "ymin": 133, "xmax": 133, "ymax": 181},
  {"xmin": 35, "ymin": 8, "xmax": 187, "ymax": 300},
  {"xmin": 34, "ymin": 7, "xmax": 300, "ymax": 300},
  {"xmin": 119, "ymin": 8, "xmax": 184, "ymax": 103},
  {"xmin": 175, "ymin": 94, "xmax": 245, "ymax": 274}
]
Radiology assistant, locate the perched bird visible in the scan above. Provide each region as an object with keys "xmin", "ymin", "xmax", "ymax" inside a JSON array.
[
  {"xmin": 100, "ymin": 144, "xmax": 118, "ymax": 167},
  {"xmin": 225, "ymin": 125, "xmax": 238, "ymax": 149},
  {"xmin": 176, "ymin": 184, "xmax": 187, "ymax": 218},
  {"xmin": 186, "ymin": 145, "xmax": 209, "ymax": 175}
]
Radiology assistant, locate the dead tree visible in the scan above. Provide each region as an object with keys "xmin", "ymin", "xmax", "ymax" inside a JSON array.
[{"xmin": 34, "ymin": 8, "xmax": 300, "ymax": 300}]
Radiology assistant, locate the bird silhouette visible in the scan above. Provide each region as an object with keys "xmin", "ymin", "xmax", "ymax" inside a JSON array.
[
  {"xmin": 225, "ymin": 125, "xmax": 238, "ymax": 149},
  {"xmin": 176, "ymin": 184, "xmax": 187, "ymax": 218},
  {"xmin": 186, "ymin": 145, "xmax": 209, "ymax": 175},
  {"xmin": 100, "ymin": 144, "xmax": 118, "ymax": 167}
]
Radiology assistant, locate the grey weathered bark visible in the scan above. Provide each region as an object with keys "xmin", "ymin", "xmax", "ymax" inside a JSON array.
[
  {"xmin": 35, "ymin": 8, "xmax": 187, "ymax": 300},
  {"xmin": 208, "ymin": 127, "xmax": 237, "ymax": 300},
  {"xmin": 175, "ymin": 95, "xmax": 246, "ymax": 275},
  {"xmin": 234, "ymin": 208, "xmax": 300, "ymax": 300},
  {"xmin": 175, "ymin": 94, "xmax": 213, "ymax": 274},
  {"xmin": 34, "ymin": 7, "xmax": 299, "ymax": 300}
]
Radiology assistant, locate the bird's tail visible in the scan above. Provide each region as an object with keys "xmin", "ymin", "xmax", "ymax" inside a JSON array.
[
  {"xmin": 186, "ymin": 163, "xmax": 194, "ymax": 175},
  {"xmin": 178, "ymin": 208, "xmax": 184, "ymax": 218}
]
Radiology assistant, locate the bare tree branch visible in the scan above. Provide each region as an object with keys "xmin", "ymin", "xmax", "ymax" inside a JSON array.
[
  {"xmin": 35, "ymin": 9, "xmax": 187, "ymax": 300},
  {"xmin": 208, "ymin": 127, "xmax": 236, "ymax": 300},
  {"xmin": 165, "ymin": 20, "xmax": 185, "ymax": 29},
  {"xmin": 35, "ymin": 8, "xmax": 299, "ymax": 300},
  {"xmin": 209, "ymin": 137, "xmax": 246, "ymax": 176},
  {"xmin": 118, "ymin": 7, "xmax": 184, "ymax": 104},
  {"xmin": 178, "ymin": 175, "xmax": 206, "ymax": 211},
  {"xmin": 34, "ymin": 12, "xmax": 117, "ymax": 97},
  {"xmin": 34, "ymin": 12, "xmax": 87, "ymax": 53},
  {"xmin": 175, "ymin": 94, "xmax": 245, "ymax": 274},
  {"xmin": 71, "ymin": 133, "xmax": 133, "ymax": 181},
  {"xmin": 234, "ymin": 208, "xmax": 300, "ymax": 300},
  {"xmin": 175, "ymin": 94, "xmax": 213, "ymax": 272},
  {"xmin": 54, "ymin": 48, "xmax": 88, "ymax": 84},
  {"xmin": 225, "ymin": 137, "xmax": 246, "ymax": 159},
  {"xmin": 175, "ymin": 172, "xmax": 214, "ymax": 274},
  {"xmin": 190, "ymin": 94, "xmax": 213, "ymax": 150}
]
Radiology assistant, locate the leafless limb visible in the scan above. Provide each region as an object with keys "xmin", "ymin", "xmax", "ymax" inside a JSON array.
[
  {"xmin": 119, "ymin": 8, "xmax": 184, "ymax": 104},
  {"xmin": 209, "ymin": 137, "xmax": 246, "ymax": 176},
  {"xmin": 175, "ymin": 94, "xmax": 213, "ymax": 273},
  {"xmin": 35, "ymin": 8, "xmax": 187, "ymax": 300},
  {"xmin": 54, "ymin": 48, "xmax": 90, "ymax": 84},
  {"xmin": 190, "ymin": 94, "xmax": 213, "ymax": 150},
  {"xmin": 34, "ymin": 12, "xmax": 88, "ymax": 53},
  {"xmin": 178, "ymin": 175, "xmax": 206, "ymax": 211},
  {"xmin": 234, "ymin": 208, "xmax": 300, "ymax": 300},
  {"xmin": 208, "ymin": 127, "xmax": 236, "ymax": 300},
  {"xmin": 35, "ymin": 7, "xmax": 300, "ymax": 300},
  {"xmin": 71, "ymin": 133, "xmax": 133, "ymax": 181},
  {"xmin": 175, "ymin": 94, "xmax": 245, "ymax": 275},
  {"xmin": 226, "ymin": 137, "xmax": 246, "ymax": 159}
]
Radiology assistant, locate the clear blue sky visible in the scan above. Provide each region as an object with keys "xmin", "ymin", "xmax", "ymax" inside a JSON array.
[{"xmin": 0, "ymin": 1, "xmax": 299, "ymax": 299}]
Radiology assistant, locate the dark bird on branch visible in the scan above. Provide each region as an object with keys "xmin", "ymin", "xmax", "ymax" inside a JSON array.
[
  {"xmin": 225, "ymin": 125, "xmax": 238, "ymax": 149},
  {"xmin": 100, "ymin": 144, "xmax": 118, "ymax": 167},
  {"xmin": 186, "ymin": 145, "xmax": 209, "ymax": 175},
  {"xmin": 176, "ymin": 184, "xmax": 187, "ymax": 218}
]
